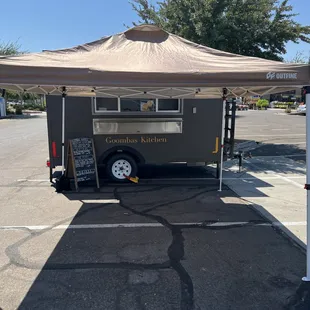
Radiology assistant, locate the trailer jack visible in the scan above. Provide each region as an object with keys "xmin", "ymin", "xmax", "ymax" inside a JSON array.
[{"xmin": 234, "ymin": 151, "xmax": 252, "ymax": 173}]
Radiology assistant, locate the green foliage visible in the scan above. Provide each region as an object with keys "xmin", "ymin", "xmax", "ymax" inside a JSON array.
[
  {"xmin": 21, "ymin": 102, "xmax": 45, "ymax": 111},
  {"xmin": 130, "ymin": 0, "xmax": 310, "ymax": 60},
  {"xmin": 254, "ymin": 99, "xmax": 269, "ymax": 110},
  {"xmin": 6, "ymin": 105, "xmax": 15, "ymax": 115},
  {"xmin": 256, "ymin": 99, "xmax": 269, "ymax": 108},
  {"xmin": 15, "ymin": 105, "xmax": 23, "ymax": 115},
  {"xmin": 5, "ymin": 90, "xmax": 40, "ymax": 103},
  {"xmin": 286, "ymin": 51, "xmax": 310, "ymax": 64},
  {"xmin": 274, "ymin": 102, "xmax": 296, "ymax": 109},
  {"xmin": 0, "ymin": 41, "xmax": 22, "ymax": 56}
]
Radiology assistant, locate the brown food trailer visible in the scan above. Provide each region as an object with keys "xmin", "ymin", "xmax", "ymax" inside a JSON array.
[{"xmin": 46, "ymin": 95, "xmax": 223, "ymax": 181}]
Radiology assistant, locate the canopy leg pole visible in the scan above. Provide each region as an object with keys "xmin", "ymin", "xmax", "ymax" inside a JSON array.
[
  {"xmin": 61, "ymin": 88, "xmax": 66, "ymax": 175},
  {"xmin": 303, "ymin": 86, "xmax": 310, "ymax": 282},
  {"xmin": 219, "ymin": 88, "xmax": 227, "ymax": 192}
]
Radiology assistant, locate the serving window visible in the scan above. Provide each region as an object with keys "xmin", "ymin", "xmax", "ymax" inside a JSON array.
[
  {"xmin": 157, "ymin": 99, "xmax": 180, "ymax": 112},
  {"xmin": 120, "ymin": 99, "xmax": 156, "ymax": 112},
  {"xmin": 95, "ymin": 98, "xmax": 119, "ymax": 112},
  {"xmin": 93, "ymin": 97, "xmax": 181, "ymax": 114}
]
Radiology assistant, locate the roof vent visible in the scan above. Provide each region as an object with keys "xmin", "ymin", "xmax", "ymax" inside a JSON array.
[{"xmin": 130, "ymin": 24, "xmax": 162, "ymax": 32}]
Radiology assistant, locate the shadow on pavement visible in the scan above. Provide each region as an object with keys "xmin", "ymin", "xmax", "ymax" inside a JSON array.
[
  {"xmin": 98, "ymin": 163, "xmax": 214, "ymax": 180},
  {"xmin": 235, "ymin": 139, "xmax": 305, "ymax": 157},
  {"xmin": 15, "ymin": 183, "xmax": 305, "ymax": 310},
  {"xmin": 0, "ymin": 114, "xmax": 45, "ymax": 120}
]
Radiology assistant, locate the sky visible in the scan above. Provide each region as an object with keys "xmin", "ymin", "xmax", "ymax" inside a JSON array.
[{"xmin": 0, "ymin": 0, "xmax": 309, "ymax": 61}]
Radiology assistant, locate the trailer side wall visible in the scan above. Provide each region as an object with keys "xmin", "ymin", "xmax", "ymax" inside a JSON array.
[{"xmin": 46, "ymin": 96, "xmax": 222, "ymax": 167}]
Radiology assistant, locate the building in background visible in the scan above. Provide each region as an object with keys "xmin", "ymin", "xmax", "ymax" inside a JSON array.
[{"xmin": 269, "ymin": 88, "xmax": 303, "ymax": 103}]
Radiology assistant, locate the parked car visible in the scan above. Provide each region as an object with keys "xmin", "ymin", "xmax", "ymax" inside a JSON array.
[
  {"xmin": 296, "ymin": 103, "xmax": 306, "ymax": 115},
  {"xmin": 269, "ymin": 101, "xmax": 278, "ymax": 108},
  {"xmin": 237, "ymin": 103, "xmax": 249, "ymax": 111}
]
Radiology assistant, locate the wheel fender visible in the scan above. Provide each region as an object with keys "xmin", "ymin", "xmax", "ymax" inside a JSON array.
[{"xmin": 99, "ymin": 145, "xmax": 145, "ymax": 165}]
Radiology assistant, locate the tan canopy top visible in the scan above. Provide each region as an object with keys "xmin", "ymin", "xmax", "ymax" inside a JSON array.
[{"xmin": 0, "ymin": 24, "xmax": 309, "ymax": 97}]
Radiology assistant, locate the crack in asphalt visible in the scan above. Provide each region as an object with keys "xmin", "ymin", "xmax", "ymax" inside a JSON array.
[
  {"xmin": 113, "ymin": 186, "xmax": 267, "ymax": 310},
  {"xmin": 3, "ymin": 203, "xmax": 114, "ymax": 271},
  {"xmin": 114, "ymin": 187, "xmax": 195, "ymax": 310},
  {"xmin": 141, "ymin": 187, "xmax": 219, "ymax": 213}
]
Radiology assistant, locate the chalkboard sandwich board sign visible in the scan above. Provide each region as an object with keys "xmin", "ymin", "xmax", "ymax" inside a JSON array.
[{"xmin": 66, "ymin": 137, "xmax": 99, "ymax": 191}]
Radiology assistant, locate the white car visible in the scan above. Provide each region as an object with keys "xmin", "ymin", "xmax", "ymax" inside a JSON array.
[{"xmin": 296, "ymin": 104, "xmax": 306, "ymax": 115}]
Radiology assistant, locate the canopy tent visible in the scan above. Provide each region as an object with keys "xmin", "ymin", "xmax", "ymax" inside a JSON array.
[
  {"xmin": 0, "ymin": 24, "xmax": 309, "ymax": 98},
  {"xmin": 1, "ymin": 25, "xmax": 310, "ymax": 294}
]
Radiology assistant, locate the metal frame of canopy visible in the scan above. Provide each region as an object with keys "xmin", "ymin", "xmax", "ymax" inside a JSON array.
[
  {"xmin": 304, "ymin": 86, "xmax": 310, "ymax": 282},
  {"xmin": 0, "ymin": 83, "xmax": 302, "ymax": 98}
]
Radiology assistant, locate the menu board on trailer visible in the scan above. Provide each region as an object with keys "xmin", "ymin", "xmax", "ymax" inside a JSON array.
[{"xmin": 66, "ymin": 137, "xmax": 99, "ymax": 191}]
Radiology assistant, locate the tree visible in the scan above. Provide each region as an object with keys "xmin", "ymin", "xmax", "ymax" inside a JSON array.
[
  {"xmin": 130, "ymin": 0, "xmax": 310, "ymax": 61},
  {"xmin": 0, "ymin": 41, "xmax": 22, "ymax": 56},
  {"xmin": 286, "ymin": 51, "xmax": 310, "ymax": 64},
  {"xmin": 0, "ymin": 41, "xmax": 34, "ymax": 104}
]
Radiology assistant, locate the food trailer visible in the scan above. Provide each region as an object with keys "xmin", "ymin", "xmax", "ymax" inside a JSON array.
[{"xmin": 46, "ymin": 95, "xmax": 223, "ymax": 181}]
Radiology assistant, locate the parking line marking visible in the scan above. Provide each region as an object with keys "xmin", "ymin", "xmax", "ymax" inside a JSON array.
[
  {"xmin": 222, "ymin": 176, "xmax": 305, "ymax": 180},
  {"xmin": 275, "ymin": 174, "xmax": 304, "ymax": 189},
  {"xmin": 81, "ymin": 199, "xmax": 119, "ymax": 204},
  {"xmin": 238, "ymin": 125, "xmax": 269, "ymax": 127},
  {"xmin": 271, "ymin": 129, "xmax": 289, "ymax": 131},
  {"xmin": 272, "ymin": 142, "xmax": 306, "ymax": 145},
  {"xmin": 249, "ymin": 154, "xmax": 305, "ymax": 158},
  {"xmin": 0, "ymin": 221, "xmax": 306, "ymax": 231},
  {"xmin": 17, "ymin": 179, "xmax": 50, "ymax": 182},
  {"xmin": 238, "ymin": 134, "xmax": 306, "ymax": 137},
  {"xmin": 16, "ymin": 176, "xmax": 306, "ymax": 183}
]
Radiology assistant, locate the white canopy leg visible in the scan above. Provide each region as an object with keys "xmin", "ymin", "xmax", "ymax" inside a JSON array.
[
  {"xmin": 61, "ymin": 89, "xmax": 66, "ymax": 175},
  {"xmin": 219, "ymin": 88, "xmax": 227, "ymax": 192},
  {"xmin": 303, "ymin": 86, "xmax": 310, "ymax": 282}
]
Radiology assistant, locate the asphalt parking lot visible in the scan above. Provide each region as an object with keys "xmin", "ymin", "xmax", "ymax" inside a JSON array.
[
  {"xmin": 0, "ymin": 112, "xmax": 307, "ymax": 310},
  {"xmin": 235, "ymin": 109, "xmax": 306, "ymax": 157},
  {"xmin": 229, "ymin": 109, "xmax": 307, "ymax": 247}
]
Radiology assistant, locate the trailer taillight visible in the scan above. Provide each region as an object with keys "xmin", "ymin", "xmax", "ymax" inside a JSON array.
[{"xmin": 52, "ymin": 141, "xmax": 57, "ymax": 157}]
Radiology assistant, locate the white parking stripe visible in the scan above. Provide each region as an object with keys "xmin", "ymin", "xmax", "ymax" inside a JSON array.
[
  {"xmin": 275, "ymin": 175, "xmax": 304, "ymax": 189},
  {"xmin": 237, "ymin": 125, "xmax": 269, "ymax": 127},
  {"xmin": 81, "ymin": 199, "xmax": 119, "ymax": 204},
  {"xmin": 271, "ymin": 129, "xmax": 289, "ymax": 131},
  {"xmin": 252, "ymin": 154, "xmax": 305, "ymax": 158},
  {"xmin": 222, "ymin": 176, "xmax": 305, "ymax": 180},
  {"xmin": 17, "ymin": 179, "xmax": 49, "ymax": 182},
  {"xmin": 272, "ymin": 142, "xmax": 305, "ymax": 145},
  {"xmin": 238, "ymin": 134, "xmax": 306, "ymax": 137},
  {"xmin": 0, "ymin": 221, "xmax": 306, "ymax": 231}
]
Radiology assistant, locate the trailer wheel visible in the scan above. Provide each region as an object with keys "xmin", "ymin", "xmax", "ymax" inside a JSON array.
[{"xmin": 106, "ymin": 154, "xmax": 138, "ymax": 182}]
